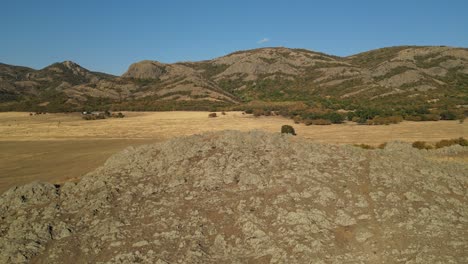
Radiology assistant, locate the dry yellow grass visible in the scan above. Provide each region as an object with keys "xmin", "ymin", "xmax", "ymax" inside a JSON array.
[
  {"xmin": 1, "ymin": 111, "xmax": 466, "ymax": 143},
  {"xmin": 0, "ymin": 111, "xmax": 466, "ymax": 193}
]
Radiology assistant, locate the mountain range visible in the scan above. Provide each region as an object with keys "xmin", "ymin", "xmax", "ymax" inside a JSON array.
[{"xmin": 1, "ymin": 46, "xmax": 467, "ymax": 112}]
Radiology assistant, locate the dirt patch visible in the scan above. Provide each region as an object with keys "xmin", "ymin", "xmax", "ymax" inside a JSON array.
[{"xmin": 0, "ymin": 139, "xmax": 156, "ymax": 193}]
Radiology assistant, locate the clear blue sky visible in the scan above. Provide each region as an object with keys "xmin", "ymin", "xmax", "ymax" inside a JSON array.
[{"xmin": 1, "ymin": 0, "xmax": 467, "ymax": 75}]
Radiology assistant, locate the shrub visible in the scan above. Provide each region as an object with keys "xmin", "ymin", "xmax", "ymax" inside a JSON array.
[
  {"xmin": 366, "ymin": 116, "xmax": 403, "ymax": 125},
  {"xmin": 208, "ymin": 113, "xmax": 217, "ymax": 118},
  {"xmin": 412, "ymin": 141, "xmax": 432, "ymax": 150},
  {"xmin": 221, "ymin": 111, "xmax": 226, "ymax": 115},
  {"xmin": 378, "ymin": 142, "xmax": 387, "ymax": 149},
  {"xmin": 82, "ymin": 115, "xmax": 94, "ymax": 120},
  {"xmin": 435, "ymin": 140, "xmax": 454, "ymax": 149},
  {"xmin": 82, "ymin": 114, "xmax": 105, "ymax": 120},
  {"xmin": 303, "ymin": 119, "xmax": 313, "ymax": 126},
  {"xmin": 405, "ymin": 115, "xmax": 423, "ymax": 121},
  {"xmin": 311, "ymin": 119, "xmax": 332, "ymax": 125},
  {"xmin": 422, "ymin": 114, "xmax": 440, "ymax": 121},
  {"xmin": 281, "ymin": 125, "xmax": 296, "ymax": 135},
  {"xmin": 440, "ymin": 110, "xmax": 457, "ymax": 120},
  {"xmin": 354, "ymin": 144, "xmax": 375, "ymax": 149},
  {"xmin": 253, "ymin": 109, "xmax": 264, "ymax": 117},
  {"xmin": 347, "ymin": 112, "xmax": 356, "ymax": 121},
  {"xmin": 293, "ymin": 116, "xmax": 302, "ymax": 124},
  {"xmin": 459, "ymin": 137, "xmax": 468, "ymax": 146},
  {"xmin": 355, "ymin": 117, "xmax": 368, "ymax": 124},
  {"xmin": 324, "ymin": 112, "xmax": 344, "ymax": 124},
  {"xmin": 245, "ymin": 109, "xmax": 254, "ymax": 114},
  {"xmin": 435, "ymin": 137, "xmax": 468, "ymax": 148}
]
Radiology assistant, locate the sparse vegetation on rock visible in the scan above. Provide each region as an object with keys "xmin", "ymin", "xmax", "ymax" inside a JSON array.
[{"xmin": 0, "ymin": 131, "xmax": 467, "ymax": 263}]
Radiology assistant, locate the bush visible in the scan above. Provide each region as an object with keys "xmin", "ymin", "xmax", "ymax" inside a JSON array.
[
  {"xmin": 378, "ymin": 142, "xmax": 387, "ymax": 149},
  {"xmin": 281, "ymin": 125, "xmax": 296, "ymax": 135},
  {"xmin": 459, "ymin": 137, "xmax": 468, "ymax": 146},
  {"xmin": 82, "ymin": 114, "xmax": 106, "ymax": 120},
  {"xmin": 412, "ymin": 138, "xmax": 467, "ymax": 150},
  {"xmin": 405, "ymin": 115, "xmax": 423, "ymax": 121},
  {"xmin": 253, "ymin": 109, "xmax": 265, "ymax": 117},
  {"xmin": 302, "ymin": 119, "xmax": 312, "ymax": 126},
  {"xmin": 435, "ymin": 137, "xmax": 468, "ymax": 148},
  {"xmin": 347, "ymin": 112, "xmax": 356, "ymax": 121},
  {"xmin": 366, "ymin": 116, "xmax": 403, "ymax": 125},
  {"xmin": 293, "ymin": 116, "xmax": 302, "ymax": 124},
  {"xmin": 412, "ymin": 141, "xmax": 432, "ymax": 150},
  {"xmin": 82, "ymin": 115, "xmax": 95, "ymax": 120},
  {"xmin": 422, "ymin": 114, "xmax": 440, "ymax": 121},
  {"xmin": 440, "ymin": 110, "xmax": 457, "ymax": 120},
  {"xmin": 324, "ymin": 112, "xmax": 344, "ymax": 124},
  {"xmin": 354, "ymin": 144, "xmax": 375, "ymax": 149},
  {"xmin": 311, "ymin": 119, "xmax": 332, "ymax": 125},
  {"xmin": 208, "ymin": 113, "xmax": 217, "ymax": 118}
]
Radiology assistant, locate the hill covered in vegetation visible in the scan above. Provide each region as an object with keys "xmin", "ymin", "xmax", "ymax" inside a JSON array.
[{"xmin": 1, "ymin": 46, "xmax": 467, "ymax": 123}]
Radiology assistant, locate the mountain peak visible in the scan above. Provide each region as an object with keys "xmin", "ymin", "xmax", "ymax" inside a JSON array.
[
  {"xmin": 61, "ymin": 60, "xmax": 80, "ymax": 68},
  {"xmin": 122, "ymin": 60, "xmax": 167, "ymax": 79},
  {"xmin": 42, "ymin": 60, "xmax": 87, "ymax": 72}
]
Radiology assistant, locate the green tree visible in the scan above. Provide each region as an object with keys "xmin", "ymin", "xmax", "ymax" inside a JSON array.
[{"xmin": 281, "ymin": 125, "xmax": 296, "ymax": 135}]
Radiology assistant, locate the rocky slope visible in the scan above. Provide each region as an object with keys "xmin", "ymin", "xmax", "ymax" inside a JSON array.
[
  {"xmin": 0, "ymin": 61, "xmax": 113, "ymax": 96},
  {"xmin": 0, "ymin": 61, "xmax": 115, "ymax": 109},
  {"xmin": 0, "ymin": 46, "xmax": 467, "ymax": 111},
  {"xmin": 1, "ymin": 131, "xmax": 467, "ymax": 263}
]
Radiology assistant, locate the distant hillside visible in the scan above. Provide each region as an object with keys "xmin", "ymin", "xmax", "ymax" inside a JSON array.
[
  {"xmin": 0, "ymin": 46, "xmax": 467, "ymax": 119},
  {"xmin": 0, "ymin": 61, "xmax": 115, "ymax": 111}
]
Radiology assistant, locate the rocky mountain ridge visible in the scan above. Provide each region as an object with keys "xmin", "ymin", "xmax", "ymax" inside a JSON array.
[{"xmin": 1, "ymin": 45, "xmax": 467, "ymax": 111}]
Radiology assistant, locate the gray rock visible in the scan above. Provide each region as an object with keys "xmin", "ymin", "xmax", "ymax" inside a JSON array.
[{"xmin": 0, "ymin": 131, "xmax": 467, "ymax": 263}]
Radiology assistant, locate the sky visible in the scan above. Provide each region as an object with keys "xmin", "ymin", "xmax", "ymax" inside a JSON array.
[{"xmin": 1, "ymin": 0, "xmax": 467, "ymax": 75}]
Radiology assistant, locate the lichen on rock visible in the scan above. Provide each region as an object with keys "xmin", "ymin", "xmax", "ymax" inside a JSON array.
[{"xmin": 0, "ymin": 131, "xmax": 467, "ymax": 263}]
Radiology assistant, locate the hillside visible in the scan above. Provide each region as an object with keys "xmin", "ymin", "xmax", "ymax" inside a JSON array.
[
  {"xmin": 0, "ymin": 61, "xmax": 115, "ymax": 111},
  {"xmin": 1, "ymin": 131, "xmax": 467, "ymax": 263},
  {"xmin": 0, "ymin": 46, "xmax": 467, "ymax": 115}
]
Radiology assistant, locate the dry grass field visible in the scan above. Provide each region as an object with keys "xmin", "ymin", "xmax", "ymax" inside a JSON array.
[{"xmin": 0, "ymin": 111, "xmax": 466, "ymax": 193}]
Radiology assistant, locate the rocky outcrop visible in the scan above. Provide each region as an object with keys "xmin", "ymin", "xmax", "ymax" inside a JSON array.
[
  {"xmin": 1, "ymin": 131, "xmax": 467, "ymax": 263},
  {"xmin": 122, "ymin": 60, "xmax": 167, "ymax": 80}
]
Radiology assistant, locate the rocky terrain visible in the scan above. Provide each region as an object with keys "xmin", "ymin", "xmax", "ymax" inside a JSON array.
[
  {"xmin": 1, "ymin": 131, "xmax": 467, "ymax": 263},
  {"xmin": 1, "ymin": 46, "xmax": 467, "ymax": 111}
]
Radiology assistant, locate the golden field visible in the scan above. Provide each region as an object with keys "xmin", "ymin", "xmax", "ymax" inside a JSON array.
[{"xmin": 0, "ymin": 111, "xmax": 466, "ymax": 193}]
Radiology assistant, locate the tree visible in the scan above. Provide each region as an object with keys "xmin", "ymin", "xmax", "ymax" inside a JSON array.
[{"xmin": 281, "ymin": 125, "xmax": 296, "ymax": 135}]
